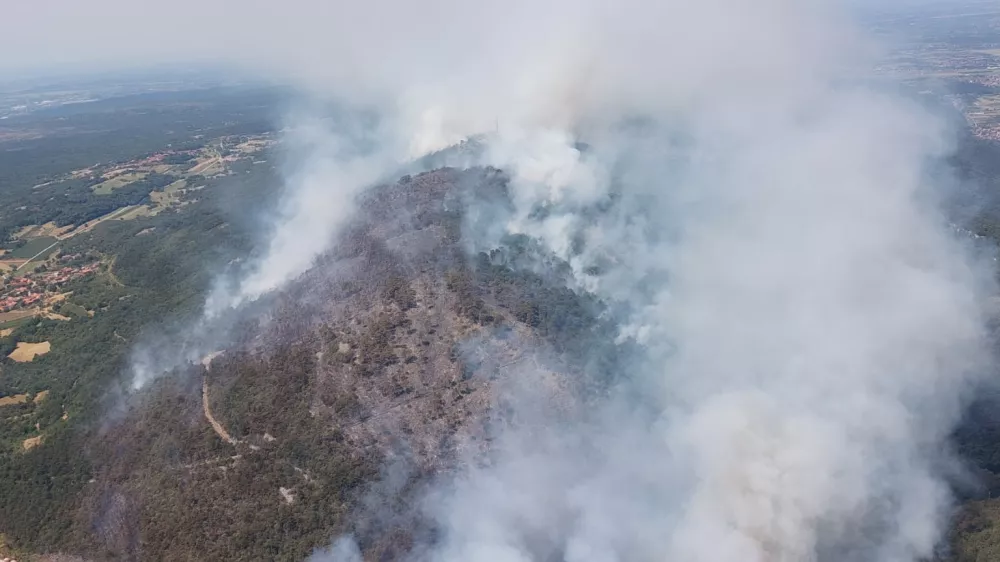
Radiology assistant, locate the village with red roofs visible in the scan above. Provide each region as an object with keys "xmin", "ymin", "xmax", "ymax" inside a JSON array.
[{"xmin": 0, "ymin": 257, "xmax": 100, "ymax": 314}]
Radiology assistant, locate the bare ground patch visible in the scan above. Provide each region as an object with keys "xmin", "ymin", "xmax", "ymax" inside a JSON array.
[
  {"xmin": 0, "ymin": 394, "xmax": 28, "ymax": 406},
  {"xmin": 45, "ymin": 292, "xmax": 71, "ymax": 305},
  {"xmin": 8, "ymin": 341, "xmax": 51, "ymax": 362}
]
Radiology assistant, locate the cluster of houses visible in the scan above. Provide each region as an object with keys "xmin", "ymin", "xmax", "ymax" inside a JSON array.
[
  {"xmin": 944, "ymin": 91, "xmax": 1000, "ymax": 142},
  {"xmin": 966, "ymin": 74, "xmax": 1000, "ymax": 89},
  {"xmin": 972, "ymin": 123, "xmax": 1000, "ymax": 142},
  {"xmin": 0, "ymin": 262, "xmax": 99, "ymax": 313}
]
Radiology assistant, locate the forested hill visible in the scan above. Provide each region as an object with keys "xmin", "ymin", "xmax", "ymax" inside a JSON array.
[{"xmin": 0, "ymin": 165, "xmax": 630, "ymax": 561}]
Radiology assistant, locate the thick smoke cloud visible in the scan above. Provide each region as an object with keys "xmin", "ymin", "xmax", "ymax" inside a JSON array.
[
  {"xmin": 396, "ymin": 95, "xmax": 988, "ymax": 562},
  {"xmin": 129, "ymin": 113, "xmax": 396, "ymax": 389},
  {"xmin": 82, "ymin": 0, "xmax": 992, "ymax": 558},
  {"xmin": 204, "ymin": 114, "xmax": 394, "ymax": 317},
  {"xmin": 295, "ymin": 2, "xmax": 988, "ymax": 561}
]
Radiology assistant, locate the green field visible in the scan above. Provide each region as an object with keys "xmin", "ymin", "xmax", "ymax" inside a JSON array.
[
  {"xmin": 91, "ymin": 172, "xmax": 148, "ymax": 195},
  {"xmin": 7, "ymin": 236, "xmax": 58, "ymax": 259},
  {"xmin": 0, "ymin": 314, "xmax": 36, "ymax": 330}
]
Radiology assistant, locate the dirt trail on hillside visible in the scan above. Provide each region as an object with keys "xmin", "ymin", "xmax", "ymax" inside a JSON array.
[{"xmin": 201, "ymin": 352, "xmax": 237, "ymax": 445}]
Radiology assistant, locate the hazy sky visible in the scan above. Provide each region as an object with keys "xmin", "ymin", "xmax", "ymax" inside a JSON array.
[{"xmin": 0, "ymin": 0, "xmax": 970, "ymax": 77}]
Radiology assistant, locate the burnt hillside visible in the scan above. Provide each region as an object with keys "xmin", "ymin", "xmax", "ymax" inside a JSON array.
[{"xmin": 65, "ymin": 167, "xmax": 621, "ymax": 561}]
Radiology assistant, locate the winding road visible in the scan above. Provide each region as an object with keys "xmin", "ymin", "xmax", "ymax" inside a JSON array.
[{"xmin": 201, "ymin": 352, "xmax": 237, "ymax": 445}]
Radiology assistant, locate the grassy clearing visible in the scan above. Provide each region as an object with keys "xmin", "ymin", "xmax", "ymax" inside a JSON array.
[
  {"xmin": 165, "ymin": 178, "xmax": 187, "ymax": 193},
  {"xmin": 0, "ymin": 310, "xmax": 37, "ymax": 325},
  {"xmin": 13, "ymin": 225, "xmax": 39, "ymax": 239},
  {"xmin": 0, "ymin": 316, "xmax": 35, "ymax": 332},
  {"xmin": 8, "ymin": 341, "xmax": 51, "ymax": 362},
  {"xmin": 0, "ymin": 328, "xmax": 12, "ymax": 337},
  {"xmin": 91, "ymin": 172, "xmax": 148, "ymax": 195},
  {"xmin": 15, "ymin": 222, "xmax": 74, "ymax": 240},
  {"xmin": 70, "ymin": 205, "xmax": 138, "ymax": 235},
  {"xmin": 0, "ymin": 260, "xmax": 26, "ymax": 273},
  {"xmin": 34, "ymin": 390, "xmax": 49, "ymax": 403},
  {"xmin": 115, "ymin": 205, "xmax": 153, "ymax": 221},
  {"xmin": 22, "ymin": 435, "xmax": 41, "ymax": 451},
  {"xmin": 7, "ymin": 236, "xmax": 58, "ymax": 260},
  {"xmin": 148, "ymin": 178, "xmax": 186, "ymax": 209},
  {"xmin": 39, "ymin": 222, "xmax": 76, "ymax": 239},
  {"xmin": 149, "ymin": 192, "xmax": 171, "ymax": 206},
  {"xmin": 151, "ymin": 164, "xmax": 180, "ymax": 174},
  {"xmin": 187, "ymin": 157, "xmax": 222, "ymax": 176}
]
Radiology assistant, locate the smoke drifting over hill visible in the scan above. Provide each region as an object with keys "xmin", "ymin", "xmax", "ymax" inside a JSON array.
[
  {"xmin": 112, "ymin": 0, "xmax": 993, "ymax": 559},
  {"xmin": 311, "ymin": 1, "xmax": 991, "ymax": 561}
]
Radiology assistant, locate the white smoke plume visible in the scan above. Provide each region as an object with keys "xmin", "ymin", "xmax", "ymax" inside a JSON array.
[
  {"xmin": 309, "ymin": 536, "xmax": 364, "ymax": 562},
  {"xmin": 404, "ymin": 98, "xmax": 991, "ymax": 561},
  {"xmin": 285, "ymin": 1, "xmax": 990, "ymax": 561},
  {"xmin": 204, "ymin": 115, "xmax": 395, "ymax": 317},
  {"xmin": 129, "ymin": 112, "xmax": 401, "ymax": 389}
]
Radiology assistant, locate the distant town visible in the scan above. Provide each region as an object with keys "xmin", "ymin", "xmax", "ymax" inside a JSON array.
[{"xmin": 869, "ymin": 2, "xmax": 1000, "ymax": 142}]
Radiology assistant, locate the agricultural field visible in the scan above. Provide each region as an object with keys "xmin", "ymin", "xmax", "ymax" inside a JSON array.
[
  {"xmin": 0, "ymin": 261, "xmax": 25, "ymax": 274},
  {"xmin": 6, "ymin": 237, "xmax": 58, "ymax": 260},
  {"xmin": 7, "ymin": 341, "xmax": 50, "ymax": 362},
  {"xmin": 91, "ymin": 171, "xmax": 148, "ymax": 195},
  {"xmin": 0, "ymin": 311, "xmax": 38, "ymax": 325},
  {"xmin": 148, "ymin": 178, "xmax": 187, "ymax": 208},
  {"xmin": 111, "ymin": 205, "xmax": 155, "ymax": 221},
  {"xmin": 187, "ymin": 156, "xmax": 224, "ymax": 176},
  {"xmin": 0, "ymin": 314, "xmax": 35, "ymax": 331},
  {"xmin": 13, "ymin": 223, "xmax": 74, "ymax": 240}
]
